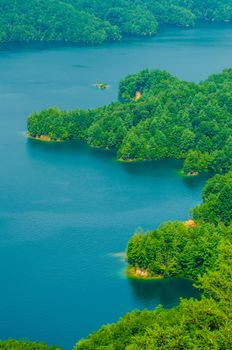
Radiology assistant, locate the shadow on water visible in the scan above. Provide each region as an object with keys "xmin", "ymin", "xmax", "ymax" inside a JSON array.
[
  {"xmin": 27, "ymin": 138, "xmax": 182, "ymax": 173},
  {"xmin": 27, "ymin": 137, "xmax": 181, "ymax": 174},
  {"xmin": 26, "ymin": 138, "xmax": 210, "ymax": 191},
  {"xmin": 128, "ymin": 278, "xmax": 201, "ymax": 309},
  {"xmin": 121, "ymin": 158, "xmax": 183, "ymax": 177},
  {"xmin": 1, "ymin": 23, "xmax": 232, "ymax": 54},
  {"xmin": 26, "ymin": 138, "xmax": 116, "ymax": 163},
  {"xmin": 182, "ymin": 172, "xmax": 212, "ymax": 191}
]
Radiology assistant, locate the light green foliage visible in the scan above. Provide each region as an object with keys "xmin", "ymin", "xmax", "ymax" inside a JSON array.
[
  {"xmin": 28, "ymin": 69, "xmax": 232, "ymax": 174},
  {"xmin": 0, "ymin": 339, "xmax": 61, "ymax": 349},
  {"xmin": 197, "ymin": 238, "xmax": 232, "ymax": 303}
]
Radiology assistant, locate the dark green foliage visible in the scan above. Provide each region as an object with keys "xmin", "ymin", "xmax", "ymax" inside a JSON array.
[
  {"xmin": 0, "ymin": 339, "xmax": 61, "ymax": 349},
  {"xmin": 0, "ymin": 0, "xmax": 121, "ymax": 44},
  {"xmin": 2, "ymin": 0, "xmax": 232, "ymax": 44},
  {"xmin": 28, "ymin": 69, "xmax": 232, "ymax": 174},
  {"xmin": 0, "ymin": 0, "xmax": 156, "ymax": 44}
]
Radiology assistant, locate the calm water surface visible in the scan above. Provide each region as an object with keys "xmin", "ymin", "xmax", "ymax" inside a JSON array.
[{"xmin": 1, "ymin": 24, "xmax": 232, "ymax": 349}]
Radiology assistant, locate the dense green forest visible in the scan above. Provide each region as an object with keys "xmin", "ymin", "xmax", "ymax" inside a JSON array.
[
  {"xmin": 28, "ymin": 69, "xmax": 232, "ymax": 175},
  {"xmin": 73, "ymin": 171, "xmax": 232, "ymax": 349},
  {"xmin": 2, "ymin": 0, "xmax": 232, "ymax": 44}
]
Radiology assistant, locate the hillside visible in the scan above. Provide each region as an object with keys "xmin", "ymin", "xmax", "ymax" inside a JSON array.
[{"xmin": 1, "ymin": 0, "xmax": 232, "ymax": 44}]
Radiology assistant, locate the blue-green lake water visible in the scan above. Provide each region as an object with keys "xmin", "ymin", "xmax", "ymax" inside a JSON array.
[{"xmin": 1, "ymin": 24, "xmax": 232, "ymax": 349}]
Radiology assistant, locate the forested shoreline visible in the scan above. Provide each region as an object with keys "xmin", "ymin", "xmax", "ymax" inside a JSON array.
[
  {"xmin": 28, "ymin": 69, "xmax": 232, "ymax": 175},
  {"xmin": 2, "ymin": 1, "xmax": 232, "ymax": 44},
  {"xmin": 75, "ymin": 171, "xmax": 232, "ymax": 349},
  {"xmin": 127, "ymin": 171, "xmax": 232, "ymax": 281},
  {"xmin": 2, "ymin": 171, "xmax": 231, "ymax": 349}
]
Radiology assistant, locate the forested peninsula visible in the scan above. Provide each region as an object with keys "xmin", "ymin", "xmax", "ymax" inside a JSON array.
[
  {"xmin": 2, "ymin": 0, "xmax": 232, "ymax": 44},
  {"xmin": 28, "ymin": 69, "xmax": 232, "ymax": 175}
]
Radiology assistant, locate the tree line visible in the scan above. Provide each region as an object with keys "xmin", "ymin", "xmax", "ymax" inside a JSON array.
[{"xmin": 1, "ymin": 0, "xmax": 232, "ymax": 44}]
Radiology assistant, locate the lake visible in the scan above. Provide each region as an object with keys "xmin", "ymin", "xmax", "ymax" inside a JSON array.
[{"xmin": 0, "ymin": 24, "xmax": 232, "ymax": 349}]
